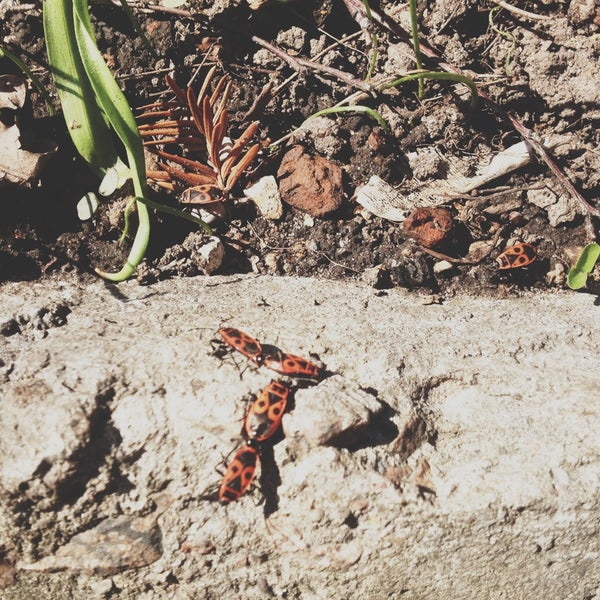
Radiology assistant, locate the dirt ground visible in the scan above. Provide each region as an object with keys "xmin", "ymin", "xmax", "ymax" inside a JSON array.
[
  {"xmin": 2, "ymin": 2, "xmax": 600, "ymax": 597},
  {"xmin": 1, "ymin": 0, "xmax": 599, "ymax": 293}
]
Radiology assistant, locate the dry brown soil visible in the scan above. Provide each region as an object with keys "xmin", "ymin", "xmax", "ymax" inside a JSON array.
[{"xmin": 1, "ymin": 0, "xmax": 599, "ymax": 294}]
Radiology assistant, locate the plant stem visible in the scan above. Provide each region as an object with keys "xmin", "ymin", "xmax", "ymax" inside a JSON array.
[
  {"xmin": 381, "ymin": 71, "xmax": 478, "ymax": 109},
  {"xmin": 307, "ymin": 105, "xmax": 388, "ymax": 130},
  {"xmin": 409, "ymin": 0, "xmax": 425, "ymax": 98},
  {"xmin": 361, "ymin": 0, "xmax": 378, "ymax": 81}
]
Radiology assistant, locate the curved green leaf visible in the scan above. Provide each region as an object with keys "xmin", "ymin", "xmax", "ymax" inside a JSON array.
[
  {"xmin": 72, "ymin": 0, "xmax": 146, "ymax": 195},
  {"xmin": 381, "ymin": 71, "xmax": 478, "ymax": 109},
  {"xmin": 72, "ymin": 0, "xmax": 149, "ymax": 281},
  {"xmin": 43, "ymin": 0, "xmax": 119, "ymax": 174},
  {"xmin": 567, "ymin": 243, "xmax": 600, "ymax": 290},
  {"xmin": 307, "ymin": 105, "xmax": 388, "ymax": 130}
]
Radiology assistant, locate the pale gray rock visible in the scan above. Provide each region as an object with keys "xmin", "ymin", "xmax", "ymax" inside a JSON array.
[
  {"xmin": 284, "ymin": 375, "xmax": 386, "ymax": 447},
  {"xmin": 1, "ymin": 275, "xmax": 599, "ymax": 599},
  {"xmin": 527, "ymin": 186, "xmax": 579, "ymax": 226},
  {"xmin": 521, "ymin": 26, "xmax": 600, "ymax": 116},
  {"xmin": 243, "ymin": 176, "xmax": 284, "ymax": 220},
  {"xmin": 18, "ymin": 514, "xmax": 162, "ymax": 575}
]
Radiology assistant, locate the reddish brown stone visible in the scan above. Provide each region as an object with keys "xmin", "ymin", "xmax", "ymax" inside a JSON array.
[
  {"xmin": 402, "ymin": 207, "xmax": 454, "ymax": 248},
  {"xmin": 277, "ymin": 145, "xmax": 344, "ymax": 217}
]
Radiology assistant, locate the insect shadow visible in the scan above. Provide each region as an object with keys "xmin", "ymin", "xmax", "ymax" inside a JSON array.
[
  {"xmin": 327, "ymin": 396, "xmax": 399, "ymax": 452},
  {"xmin": 257, "ymin": 438, "xmax": 282, "ymax": 518}
]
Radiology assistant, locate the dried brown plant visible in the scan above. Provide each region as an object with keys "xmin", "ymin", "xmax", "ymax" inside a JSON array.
[{"xmin": 137, "ymin": 67, "xmax": 260, "ymax": 214}]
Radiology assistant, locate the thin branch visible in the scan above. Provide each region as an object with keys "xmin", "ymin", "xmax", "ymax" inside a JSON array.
[
  {"xmin": 251, "ymin": 36, "xmax": 376, "ymax": 96},
  {"xmin": 490, "ymin": 0, "xmax": 552, "ymax": 21},
  {"xmin": 272, "ymin": 30, "xmax": 365, "ymax": 96}
]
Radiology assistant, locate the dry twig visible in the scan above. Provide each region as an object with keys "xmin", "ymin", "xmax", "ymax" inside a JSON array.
[
  {"xmin": 251, "ymin": 36, "xmax": 376, "ymax": 96},
  {"xmin": 490, "ymin": 1, "xmax": 552, "ymax": 21}
]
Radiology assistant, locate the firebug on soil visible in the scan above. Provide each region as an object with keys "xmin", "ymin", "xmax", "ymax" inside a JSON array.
[
  {"xmin": 180, "ymin": 184, "xmax": 222, "ymax": 205},
  {"xmin": 218, "ymin": 327, "xmax": 263, "ymax": 365},
  {"xmin": 245, "ymin": 380, "xmax": 290, "ymax": 443},
  {"xmin": 495, "ymin": 242, "xmax": 537, "ymax": 269},
  {"xmin": 218, "ymin": 445, "xmax": 259, "ymax": 503}
]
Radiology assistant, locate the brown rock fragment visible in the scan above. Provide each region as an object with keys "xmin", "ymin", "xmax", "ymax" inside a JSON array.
[
  {"xmin": 277, "ymin": 145, "xmax": 344, "ymax": 217},
  {"xmin": 402, "ymin": 206, "xmax": 454, "ymax": 248},
  {"xmin": 0, "ymin": 561, "xmax": 16, "ymax": 589}
]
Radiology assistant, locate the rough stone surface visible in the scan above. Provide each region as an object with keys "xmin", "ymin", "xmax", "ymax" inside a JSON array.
[
  {"xmin": 291, "ymin": 116, "xmax": 346, "ymax": 158},
  {"xmin": 19, "ymin": 514, "xmax": 162, "ymax": 575},
  {"xmin": 567, "ymin": 0, "xmax": 596, "ymax": 24},
  {"xmin": 527, "ymin": 187, "xmax": 579, "ymax": 226},
  {"xmin": 521, "ymin": 25, "xmax": 600, "ymax": 117},
  {"xmin": 1, "ymin": 275, "xmax": 600, "ymax": 599},
  {"xmin": 277, "ymin": 145, "xmax": 344, "ymax": 217},
  {"xmin": 283, "ymin": 375, "xmax": 387, "ymax": 447}
]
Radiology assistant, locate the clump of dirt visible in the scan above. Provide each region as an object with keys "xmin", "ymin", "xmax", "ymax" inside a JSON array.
[{"xmin": 0, "ymin": 0, "xmax": 598, "ymax": 295}]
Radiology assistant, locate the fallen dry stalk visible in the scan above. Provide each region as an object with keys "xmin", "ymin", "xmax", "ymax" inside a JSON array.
[
  {"xmin": 251, "ymin": 35, "xmax": 376, "ymax": 96},
  {"xmin": 490, "ymin": 1, "xmax": 552, "ymax": 21},
  {"xmin": 137, "ymin": 67, "xmax": 260, "ymax": 211}
]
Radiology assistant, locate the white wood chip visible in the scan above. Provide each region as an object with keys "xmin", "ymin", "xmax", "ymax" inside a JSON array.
[{"xmin": 354, "ymin": 135, "xmax": 571, "ymax": 223}]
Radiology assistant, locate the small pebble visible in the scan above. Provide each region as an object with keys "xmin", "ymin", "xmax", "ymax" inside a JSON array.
[
  {"xmin": 244, "ymin": 176, "xmax": 283, "ymax": 220},
  {"xmin": 278, "ymin": 145, "xmax": 344, "ymax": 217},
  {"xmin": 403, "ymin": 207, "xmax": 454, "ymax": 248}
]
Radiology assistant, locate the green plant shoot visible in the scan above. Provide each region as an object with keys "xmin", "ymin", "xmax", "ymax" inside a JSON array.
[
  {"xmin": 44, "ymin": 0, "xmax": 149, "ymax": 281},
  {"xmin": 71, "ymin": 0, "xmax": 150, "ymax": 280},
  {"xmin": 44, "ymin": 0, "xmax": 210, "ymax": 281},
  {"xmin": 307, "ymin": 105, "xmax": 388, "ymax": 130},
  {"xmin": 567, "ymin": 243, "xmax": 600, "ymax": 290},
  {"xmin": 408, "ymin": 0, "xmax": 424, "ymax": 98},
  {"xmin": 381, "ymin": 71, "xmax": 478, "ymax": 109}
]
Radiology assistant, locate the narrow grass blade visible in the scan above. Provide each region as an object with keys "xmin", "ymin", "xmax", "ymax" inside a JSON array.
[
  {"xmin": 115, "ymin": 0, "xmax": 159, "ymax": 59},
  {"xmin": 307, "ymin": 105, "xmax": 389, "ymax": 130}
]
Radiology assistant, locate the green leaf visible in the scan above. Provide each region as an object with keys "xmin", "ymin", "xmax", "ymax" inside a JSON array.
[
  {"xmin": 72, "ymin": 0, "xmax": 150, "ymax": 281},
  {"xmin": 307, "ymin": 105, "xmax": 388, "ymax": 130},
  {"xmin": 43, "ymin": 0, "xmax": 120, "ymax": 175},
  {"xmin": 72, "ymin": 0, "xmax": 146, "ymax": 195},
  {"xmin": 567, "ymin": 243, "xmax": 600, "ymax": 290}
]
